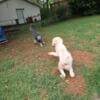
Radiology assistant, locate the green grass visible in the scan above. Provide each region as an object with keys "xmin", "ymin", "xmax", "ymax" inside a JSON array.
[{"xmin": 0, "ymin": 15, "xmax": 100, "ymax": 100}]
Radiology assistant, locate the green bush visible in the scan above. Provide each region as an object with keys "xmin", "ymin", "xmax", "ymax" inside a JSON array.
[
  {"xmin": 41, "ymin": 7, "xmax": 51, "ymax": 20},
  {"xmin": 41, "ymin": 15, "xmax": 59, "ymax": 26},
  {"xmin": 55, "ymin": 6, "xmax": 70, "ymax": 20},
  {"xmin": 70, "ymin": 0, "xmax": 100, "ymax": 16}
]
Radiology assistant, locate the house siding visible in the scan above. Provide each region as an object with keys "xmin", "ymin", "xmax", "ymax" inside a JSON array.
[{"xmin": 0, "ymin": 0, "xmax": 41, "ymax": 26}]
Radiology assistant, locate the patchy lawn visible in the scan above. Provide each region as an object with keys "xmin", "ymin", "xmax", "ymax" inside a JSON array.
[{"xmin": 0, "ymin": 15, "xmax": 100, "ymax": 100}]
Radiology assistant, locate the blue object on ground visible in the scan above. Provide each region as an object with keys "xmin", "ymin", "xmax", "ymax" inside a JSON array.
[{"xmin": 0, "ymin": 26, "xmax": 8, "ymax": 44}]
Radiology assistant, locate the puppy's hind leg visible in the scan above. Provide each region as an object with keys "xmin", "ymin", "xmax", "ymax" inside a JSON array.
[
  {"xmin": 40, "ymin": 42, "xmax": 44, "ymax": 47},
  {"xmin": 64, "ymin": 62, "xmax": 75, "ymax": 78},
  {"xmin": 39, "ymin": 39, "xmax": 45, "ymax": 47},
  {"xmin": 33, "ymin": 39, "xmax": 37, "ymax": 44},
  {"xmin": 69, "ymin": 66, "xmax": 75, "ymax": 78},
  {"xmin": 58, "ymin": 63, "xmax": 66, "ymax": 79}
]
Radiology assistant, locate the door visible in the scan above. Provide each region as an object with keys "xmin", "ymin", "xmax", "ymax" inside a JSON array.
[{"xmin": 16, "ymin": 9, "xmax": 25, "ymax": 24}]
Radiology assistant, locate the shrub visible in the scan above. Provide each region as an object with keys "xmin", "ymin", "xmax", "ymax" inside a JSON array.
[{"xmin": 70, "ymin": 0, "xmax": 100, "ymax": 16}]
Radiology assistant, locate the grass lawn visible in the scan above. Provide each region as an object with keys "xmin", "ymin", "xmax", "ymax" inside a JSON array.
[{"xmin": 0, "ymin": 15, "xmax": 100, "ymax": 100}]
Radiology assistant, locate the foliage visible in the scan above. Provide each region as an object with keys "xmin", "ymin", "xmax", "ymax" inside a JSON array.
[
  {"xmin": 41, "ymin": 15, "xmax": 58, "ymax": 26},
  {"xmin": 40, "ymin": 0, "xmax": 100, "ymax": 22},
  {"xmin": 41, "ymin": 1, "xmax": 71, "ymax": 25},
  {"xmin": 70, "ymin": 0, "xmax": 100, "ymax": 16},
  {"xmin": 53, "ymin": 5, "xmax": 71, "ymax": 21}
]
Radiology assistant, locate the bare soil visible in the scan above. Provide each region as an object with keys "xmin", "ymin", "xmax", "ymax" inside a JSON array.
[
  {"xmin": 64, "ymin": 75, "xmax": 86, "ymax": 95},
  {"xmin": 72, "ymin": 50, "xmax": 94, "ymax": 65}
]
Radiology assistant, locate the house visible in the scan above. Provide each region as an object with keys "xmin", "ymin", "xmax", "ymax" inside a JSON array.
[{"xmin": 0, "ymin": 0, "xmax": 41, "ymax": 26}]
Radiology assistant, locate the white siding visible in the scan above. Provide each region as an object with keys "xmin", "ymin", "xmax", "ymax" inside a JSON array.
[{"xmin": 0, "ymin": 0, "xmax": 41, "ymax": 26}]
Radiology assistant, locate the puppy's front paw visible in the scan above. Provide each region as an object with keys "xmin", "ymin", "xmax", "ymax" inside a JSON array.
[
  {"xmin": 70, "ymin": 72, "xmax": 75, "ymax": 78},
  {"xmin": 60, "ymin": 74, "xmax": 66, "ymax": 80},
  {"xmin": 48, "ymin": 52, "xmax": 52, "ymax": 56}
]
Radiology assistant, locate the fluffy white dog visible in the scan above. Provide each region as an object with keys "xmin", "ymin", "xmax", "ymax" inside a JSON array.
[{"xmin": 48, "ymin": 37, "xmax": 75, "ymax": 79}]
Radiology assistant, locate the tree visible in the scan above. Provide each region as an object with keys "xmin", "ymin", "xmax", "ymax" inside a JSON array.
[{"xmin": 70, "ymin": 0, "xmax": 100, "ymax": 15}]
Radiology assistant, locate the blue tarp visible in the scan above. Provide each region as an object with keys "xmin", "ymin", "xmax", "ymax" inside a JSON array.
[{"xmin": 0, "ymin": 26, "xmax": 7, "ymax": 43}]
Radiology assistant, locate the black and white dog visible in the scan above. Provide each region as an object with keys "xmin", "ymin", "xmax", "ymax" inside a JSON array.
[{"xmin": 29, "ymin": 24, "xmax": 45, "ymax": 47}]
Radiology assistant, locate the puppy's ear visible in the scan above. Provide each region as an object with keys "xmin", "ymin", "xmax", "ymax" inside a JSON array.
[{"xmin": 52, "ymin": 40, "xmax": 56, "ymax": 46}]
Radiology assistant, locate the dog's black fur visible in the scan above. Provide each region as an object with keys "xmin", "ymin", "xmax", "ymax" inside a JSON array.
[{"xmin": 29, "ymin": 24, "xmax": 44, "ymax": 47}]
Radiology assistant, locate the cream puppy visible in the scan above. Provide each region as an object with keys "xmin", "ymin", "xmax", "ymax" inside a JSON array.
[{"xmin": 48, "ymin": 37, "xmax": 75, "ymax": 79}]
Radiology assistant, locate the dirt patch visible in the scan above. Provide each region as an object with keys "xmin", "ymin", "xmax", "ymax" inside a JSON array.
[
  {"xmin": 0, "ymin": 38, "xmax": 53, "ymax": 65},
  {"xmin": 19, "ymin": 47, "xmax": 35, "ymax": 64},
  {"xmin": 0, "ymin": 39, "xmax": 39, "ymax": 64},
  {"xmin": 10, "ymin": 40, "xmax": 35, "ymax": 64},
  {"xmin": 51, "ymin": 67, "xmax": 59, "ymax": 75},
  {"xmin": 35, "ymin": 52, "xmax": 50, "ymax": 61},
  {"xmin": 72, "ymin": 50, "xmax": 94, "ymax": 65},
  {"xmin": 35, "ymin": 46, "xmax": 56, "ymax": 62},
  {"xmin": 0, "ymin": 38, "xmax": 58, "ymax": 65},
  {"xmin": 64, "ymin": 75, "xmax": 86, "ymax": 95}
]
